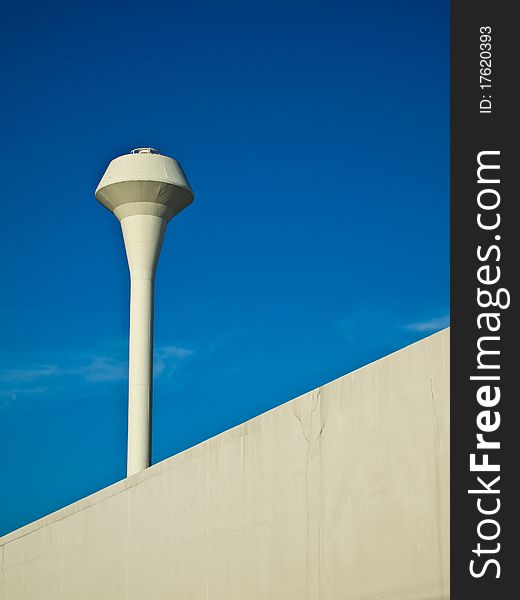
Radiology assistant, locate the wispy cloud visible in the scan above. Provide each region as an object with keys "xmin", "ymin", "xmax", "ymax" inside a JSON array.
[
  {"xmin": 81, "ymin": 357, "xmax": 127, "ymax": 382},
  {"xmin": 0, "ymin": 343, "xmax": 195, "ymax": 401},
  {"xmin": 335, "ymin": 310, "xmax": 450, "ymax": 358},
  {"xmin": 404, "ymin": 314, "xmax": 450, "ymax": 333},
  {"xmin": 0, "ymin": 359, "xmax": 126, "ymax": 385},
  {"xmin": 154, "ymin": 345, "xmax": 194, "ymax": 377},
  {"xmin": 0, "ymin": 365, "xmax": 59, "ymax": 383},
  {"xmin": 0, "ymin": 386, "xmax": 48, "ymax": 403}
]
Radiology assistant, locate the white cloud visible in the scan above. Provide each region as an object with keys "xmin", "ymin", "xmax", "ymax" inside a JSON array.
[
  {"xmin": 404, "ymin": 315, "xmax": 450, "ymax": 333},
  {"xmin": 154, "ymin": 345, "xmax": 195, "ymax": 377},
  {"xmin": 0, "ymin": 365, "xmax": 59, "ymax": 383},
  {"xmin": 0, "ymin": 344, "xmax": 195, "ymax": 398},
  {"xmin": 81, "ymin": 357, "xmax": 127, "ymax": 382},
  {"xmin": 0, "ymin": 386, "xmax": 48, "ymax": 401}
]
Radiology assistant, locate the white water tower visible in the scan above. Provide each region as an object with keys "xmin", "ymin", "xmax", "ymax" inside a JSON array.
[{"xmin": 95, "ymin": 148, "xmax": 194, "ymax": 476}]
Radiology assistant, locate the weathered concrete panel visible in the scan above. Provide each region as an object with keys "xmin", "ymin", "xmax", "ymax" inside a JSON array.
[{"xmin": 0, "ymin": 329, "xmax": 449, "ymax": 600}]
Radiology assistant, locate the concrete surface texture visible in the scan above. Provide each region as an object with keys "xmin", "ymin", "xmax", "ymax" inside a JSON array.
[{"xmin": 0, "ymin": 329, "xmax": 450, "ymax": 600}]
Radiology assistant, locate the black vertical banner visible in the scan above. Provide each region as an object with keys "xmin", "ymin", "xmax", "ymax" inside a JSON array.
[{"xmin": 451, "ymin": 1, "xmax": 517, "ymax": 598}]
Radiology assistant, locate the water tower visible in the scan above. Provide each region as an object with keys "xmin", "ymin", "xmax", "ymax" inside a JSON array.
[{"xmin": 95, "ymin": 148, "xmax": 194, "ymax": 476}]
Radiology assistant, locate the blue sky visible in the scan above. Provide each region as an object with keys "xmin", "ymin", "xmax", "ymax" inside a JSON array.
[{"xmin": 0, "ymin": 0, "xmax": 448, "ymax": 536}]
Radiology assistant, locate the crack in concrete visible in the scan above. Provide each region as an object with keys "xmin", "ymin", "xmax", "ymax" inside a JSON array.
[
  {"xmin": 430, "ymin": 376, "xmax": 445, "ymax": 596},
  {"xmin": 292, "ymin": 388, "xmax": 324, "ymax": 600}
]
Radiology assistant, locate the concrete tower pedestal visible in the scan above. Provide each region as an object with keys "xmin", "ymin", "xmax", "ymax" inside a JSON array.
[{"xmin": 95, "ymin": 148, "xmax": 194, "ymax": 476}]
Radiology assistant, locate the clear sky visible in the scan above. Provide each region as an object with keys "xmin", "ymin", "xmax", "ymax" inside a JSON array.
[{"xmin": 0, "ymin": 0, "xmax": 448, "ymax": 536}]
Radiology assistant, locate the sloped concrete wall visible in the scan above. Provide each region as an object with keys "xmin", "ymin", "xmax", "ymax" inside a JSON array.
[{"xmin": 0, "ymin": 329, "xmax": 449, "ymax": 600}]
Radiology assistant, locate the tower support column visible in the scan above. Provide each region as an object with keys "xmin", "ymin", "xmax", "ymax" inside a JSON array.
[{"xmin": 121, "ymin": 214, "xmax": 166, "ymax": 476}]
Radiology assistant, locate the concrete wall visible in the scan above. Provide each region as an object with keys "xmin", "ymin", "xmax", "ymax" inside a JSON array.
[{"xmin": 0, "ymin": 329, "xmax": 450, "ymax": 600}]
